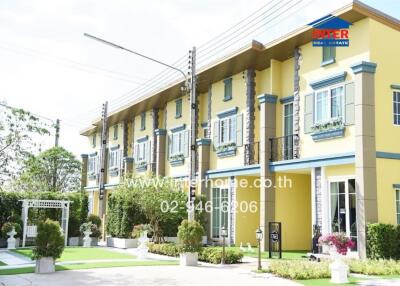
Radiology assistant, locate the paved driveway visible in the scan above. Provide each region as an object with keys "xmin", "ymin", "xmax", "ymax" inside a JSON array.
[{"xmin": 0, "ymin": 264, "xmax": 300, "ymax": 286}]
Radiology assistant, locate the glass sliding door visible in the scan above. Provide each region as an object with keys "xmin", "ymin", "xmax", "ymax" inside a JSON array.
[
  {"xmin": 283, "ymin": 103, "xmax": 293, "ymax": 160},
  {"xmin": 211, "ymin": 188, "xmax": 229, "ymax": 238},
  {"xmin": 329, "ymin": 178, "xmax": 357, "ymax": 251}
]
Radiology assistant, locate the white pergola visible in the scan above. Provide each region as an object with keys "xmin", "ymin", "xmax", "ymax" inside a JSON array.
[{"xmin": 20, "ymin": 199, "xmax": 71, "ymax": 247}]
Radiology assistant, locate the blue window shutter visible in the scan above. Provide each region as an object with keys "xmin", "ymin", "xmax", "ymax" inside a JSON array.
[
  {"xmin": 167, "ymin": 135, "xmax": 171, "ymax": 160},
  {"xmin": 236, "ymin": 113, "xmax": 243, "ymax": 146},
  {"xmin": 304, "ymin": 93, "xmax": 314, "ymax": 133},
  {"xmin": 213, "ymin": 121, "xmax": 219, "ymax": 150},
  {"xmin": 345, "ymin": 82, "xmax": 355, "ymax": 125},
  {"xmin": 183, "ymin": 130, "xmax": 189, "ymax": 158}
]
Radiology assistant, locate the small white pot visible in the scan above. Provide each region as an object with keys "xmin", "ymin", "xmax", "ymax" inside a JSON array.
[
  {"xmin": 180, "ymin": 252, "xmax": 198, "ymax": 266},
  {"xmin": 68, "ymin": 237, "xmax": 80, "ymax": 246},
  {"xmin": 201, "ymin": 236, "xmax": 207, "ymax": 245},
  {"xmin": 83, "ymin": 230, "xmax": 92, "ymax": 248},
  {"xmin": 6, "ymin": 227, "xmax": 17, "ymax": 250},
  {"xmin": 35, "ymin": 257, "xmax": 55, "ymax": 274}
]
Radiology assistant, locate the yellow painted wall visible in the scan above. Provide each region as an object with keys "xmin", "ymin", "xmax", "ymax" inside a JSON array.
[
  {"xmin": 370, "ymin": 19, "xmax": 400, "ymax": 153},
  {"xmin": 275, "ymin": 173, "xmax": 311, "ymax": 250},
  {"xmin": 298, "ymin": 18, "xmax": 370, "ymax": 158},
  {"xmin": 325, "ymin": 164, "xmax": 355, "ymax": 178},
  {"xmin": 376, "ymin": 158, "xmax": 400, "ymax": 225},
  {"xmin": 235, "ymin": 176, "xmax": 260, "ymax": 246}
]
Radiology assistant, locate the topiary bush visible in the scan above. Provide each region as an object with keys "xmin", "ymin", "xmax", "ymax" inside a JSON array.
[
  {"xmin": 198, "ymin": 247, "xmax": 243, "ymax": 264},
  {"xmin": 366, "ymin": 223, "xmax": 399, "ymax": 259},
  {"xmin": 32, "ymin": 219, "xmax": 65, "ymax": 260},
  {"xmin": 148, "ymin": 242, "xmax": 180, "ymax": 257},
  {"xmin": 87, "ymin": 214, "xmax": 102, "ymax": 238},
  {"xmin": 177, "ymin": 220, "xmax": 204, "ymax": 253},
  {"xmin": 267, "ymin": 260, "xmax": 330, "ymax": 280}
]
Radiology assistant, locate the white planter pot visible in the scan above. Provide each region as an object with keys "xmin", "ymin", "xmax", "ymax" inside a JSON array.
[
  {"xmin": 83, "ymin": 230, "xmax": 92, "ymax": 248},
  {"xmin": 90, "ymin": 237, "xmax": 98, "ymax": 246},
  {"xmin": 330, "ymin": 259, "xmax": 349, "ymax": 284},
  {"xmin": 180, "ymin": 252, "xmax": 198, "ymax": 266},
  {"xmin": 107, "ymin": 237, "xmax": 138, "ymax": 249},
  {"xmin": 202, "ymin": 236, "xmax": 207, "ymax": 245},
  {"xmin": 35, "ymin": 257, "xmax": 55, "ymax": 274},
  {"xmin": 68, "ymin": 237, "xmax": 80, "ymax": 246},
  {"xmin": 7, "ymin": 228, "xmax": 17, "ymax": 250}
]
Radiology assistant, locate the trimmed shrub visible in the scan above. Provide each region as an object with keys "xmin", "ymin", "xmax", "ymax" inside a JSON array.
[
  {"xmin": 67, "ymin": 216, "xmax": 81, "ymax": 237},
  {"xmin": 32, "ymin": 219, "xmax": 65, "ymax": 260},
  {"xmin": 198, "ymin": 247, "xmax": 243, "ymax": 264},
  {"xmin": 348, "ymin": 259, "xmax": 400, "ymax": 275},
  {"xmin": 267, "ymin": 260, "xmax": 330, "ymax": 280},
  {"xmin": 148, "ymin": 242, "xmax": 180, "ymax": 257},
  {"xmin": 1, "ymin": 222, "xmax": 22, "ymax": 237},
  {"xmin": 87, "ymin": 214, "xmax": 102, "ymax": 238},
  {"xmin": 366, "ymin": 223, "xmax": 399, "ymax": 259},
  {"xmin": 177, "ymin": 220, "xmax": 204, "ymax": 253},
  {"xmin": 148, "ymin": 243, "xmax": 242, "ymax": 264}
]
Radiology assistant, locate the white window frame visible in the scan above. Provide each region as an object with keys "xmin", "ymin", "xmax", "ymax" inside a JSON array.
[
  {"xmin": 327, "ymin": 176, "xmax": 357, "ymax": 251},
  {"xmin": 210, "ymin": 187, "xmax": 230, "ymax": 239},
  {"xmin": 282, "ymin": 102, "xmax": 294, "ymax": 160},
  {"xmin": 170, "ymin": 131, "xmax": 184, "ymax": 156},
  {"xmin": 393, "ymin": 91, "xmax": 400, "ymax": 126},
  {"xmin": 314, "ymin": 84, "xmax": 345, "ymax": 124},
  {"xmin": 108, "ymin": 148, "xmax": 121, "ymax": 170},
  {"xmin": 88, "ymin": 155, "xmax": 98, "ymax": 174},
  {"xmin": 218, "ymin": 115, "xmax": 235, "ymax": 145},
  {"xmin": 136, "ymin": 141, "xmax": 147, "ymax": 163}
]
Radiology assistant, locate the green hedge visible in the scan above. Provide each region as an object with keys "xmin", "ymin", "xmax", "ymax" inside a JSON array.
[
  {"xmin": 148, "ymin": 243, "xmax": 243, "ymax": 264},
  {"xmin": 0, "ymin": 190, "xmax": 88, "ymax": 239},
  {"xmin": 366, "ymin": 223, "xmax": 400, "ymax": 259},
  {"xmin": 268, "ymin": 260, "xmax": 330, "ymax": 280},
  {"xmin": 349, "ymin": 259, "xmax": 400, "ymax": 275}
]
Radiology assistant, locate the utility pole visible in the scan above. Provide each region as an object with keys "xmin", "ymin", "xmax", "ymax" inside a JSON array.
[
  {"xmin": 188, "ymin": 47, "xmax": 197, "ymax": 222},
  {"xmin": 98, "ymin": 102, "xmax": 108, "ymax": 218},
  {"xmin": 54, "ymin": 119, "xmax": 60, "ymax": 147}
]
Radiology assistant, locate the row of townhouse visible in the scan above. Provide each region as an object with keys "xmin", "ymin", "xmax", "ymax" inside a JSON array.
[{"xmin": 80, "ymin": 1, "xmax": 400, "ymax": 258}]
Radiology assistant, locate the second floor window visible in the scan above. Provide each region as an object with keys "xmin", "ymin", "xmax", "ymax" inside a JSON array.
[
  {"xmin": 113, "ymin": 125, "xmax": 118, "ymax": 140},
  {"xmin": 88, "ymin": 155, "xmax": 98, "ymax": 174},
  {"xmin": 223, "ymin": 78, "xmax": 232, "ymax": 101},
  {"xmin": 140, "ymin": 112, "xmax": 146, "ymax": 130},
  {"xmin": 175, "ymin": 99, "xmax": 182, "ymax": 118},
  {"xmin": 322, "ymin": 46, "xmax": 336, "ymax": 65},
  {"xmin": 315, "ymin": 85, "xmax": 344, "ymax": 123},
  {"xmin": 135, "ymin": 141, "xmax": 149, "ymax": 162},
  {"xmin": 219, "ymin": 116, "xmax": 235, "ymax": 144},
  {"xmin": 108, "ymin": 148, "xmax": 121, "ymax": 170},
  {"xmin": 393, "ymin": 91, "xmax": 400, "ymax": 125}
]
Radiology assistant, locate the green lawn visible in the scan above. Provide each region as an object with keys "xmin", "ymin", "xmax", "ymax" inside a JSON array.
[
  {"xmin": 0, "ymin": 261, "xmax": 7, "ymax": 266},
  {"xmin": 225, "ymin": 246, "xmax": 307, "ymax": 260},
  {"xmin": 0, "ymin": 260, "xmax": 178, "ymax": 275},
  {"xmin": 12, "ymin": 247, "xmax": 136, "ymax": 261},
  {"xmin": 297, "ymin": 275, "xmax": 400, "ymax": 286}
]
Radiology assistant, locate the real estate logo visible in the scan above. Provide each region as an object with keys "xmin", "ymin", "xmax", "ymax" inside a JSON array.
[{"xmin": 309, "ymin": 14, "xmax": 351, "ymax": 47}]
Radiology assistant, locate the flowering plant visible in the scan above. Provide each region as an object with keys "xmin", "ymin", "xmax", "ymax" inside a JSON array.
[{"xmin": 318, "ymin": 232, "xmax": 355, "ymax": 255}]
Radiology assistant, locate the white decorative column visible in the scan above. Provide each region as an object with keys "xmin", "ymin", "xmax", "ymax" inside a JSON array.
[{"xmin": 350, "ymin": 61, "xmax": 378, "ymax": 259}]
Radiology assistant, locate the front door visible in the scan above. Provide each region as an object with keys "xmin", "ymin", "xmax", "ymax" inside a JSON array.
[{"xmin": 329, "ymin": 178, "xmax": 357, "ymax": 250}]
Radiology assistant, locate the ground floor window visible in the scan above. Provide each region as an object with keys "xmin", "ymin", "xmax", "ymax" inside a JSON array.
[
  {"xmin": 329, "ymin": 178, "xmax": 357, "ymax": 250},
  {"xmin": 211, "ymin": 187, "xmax": 229, "ymax": 238}
]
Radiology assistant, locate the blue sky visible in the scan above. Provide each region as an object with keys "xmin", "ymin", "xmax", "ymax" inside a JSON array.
[{"xmin": 0, "ymin": 0, "xmax": 398, "ymax": 157}]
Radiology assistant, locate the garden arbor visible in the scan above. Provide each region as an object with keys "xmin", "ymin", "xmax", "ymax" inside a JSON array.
[{"xmin": 20, "ymin": 199, "xmax": 70, "ymax": 247}]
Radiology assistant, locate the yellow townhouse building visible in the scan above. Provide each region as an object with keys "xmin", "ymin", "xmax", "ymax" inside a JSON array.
[{"xmin": 80, "ymin": 1, "xmax": 400, "ymax": 259}]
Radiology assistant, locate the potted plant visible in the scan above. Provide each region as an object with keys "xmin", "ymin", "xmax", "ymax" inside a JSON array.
[
  {"xmin": 133, "ymin": 224, "xmax": 152, "ymax": 259},
  {"xmin": 32, "ymin": 219, "xmax": 65, "ymax": 274},
  {"xmin": 177, "ymin": 220, "xmax": 204, "ymax": 266},
  {"xmin": 1, "ymin": 222, "xmax": 22, "ymax": 249},
  {"xmin": 67, "ymin": 217, "xmax": 81, "ymax": 246},
  {"xmin": 87, "ymin": 214, "xmax": 102, "ymax": 246},
  {"xmin": 319, "ymin": 232, "xmax": 355, "ymax": 284},
  {"xmin": 80, "ymin": 222, "xmax": 93, "ymax": 248}
]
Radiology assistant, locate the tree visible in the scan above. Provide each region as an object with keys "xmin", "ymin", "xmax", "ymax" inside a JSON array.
[
  {"xmin": 13, "ymin": 146, "xmax": 81, "ymax": 192},
  {"xmin": 0, "ymin": 104, "xmax": 50, "ymax": 184}
]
